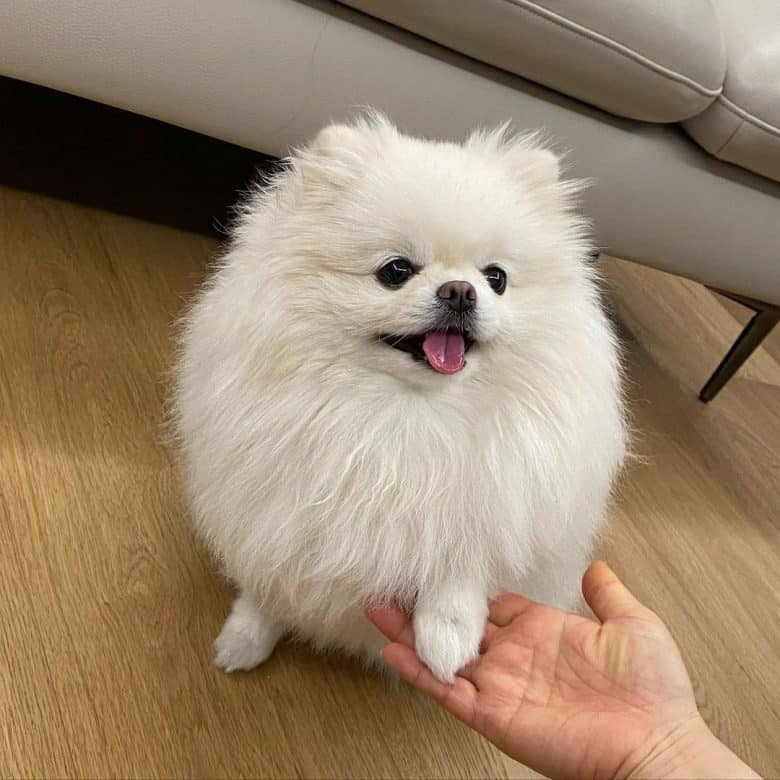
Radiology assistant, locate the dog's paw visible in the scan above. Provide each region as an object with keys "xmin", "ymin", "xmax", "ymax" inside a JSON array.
[
  {"xmin": 213, "ymin": 596, "xmax": 282, "ymax": 673},
  {"xmin": 413, "ymin": 608, "xmax": 484, "ymax": 683}
]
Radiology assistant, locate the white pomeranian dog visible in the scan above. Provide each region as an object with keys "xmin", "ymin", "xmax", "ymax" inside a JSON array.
[{"xmin": 172, "ymin": 114, "xmax": 626, "ymax": 683}]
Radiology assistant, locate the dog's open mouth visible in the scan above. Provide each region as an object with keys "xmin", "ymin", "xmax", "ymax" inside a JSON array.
[{"xmin": 379, "ymin": 328, "xmax": 475, "ymax": 374}]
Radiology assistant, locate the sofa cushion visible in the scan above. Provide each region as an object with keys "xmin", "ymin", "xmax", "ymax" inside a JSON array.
[
  {"xmin": 683, "ymin": 0, "xmax": 780, "ymax": 183},
  {"xmin": 340, "ymin": 0, "xmax": 726, "ymax": 122}
]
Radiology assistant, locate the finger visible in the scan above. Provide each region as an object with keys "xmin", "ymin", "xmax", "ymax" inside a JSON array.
[
  {"xmin": 480, "ymin": 620, "xmax": 499, "ymax": 652},
  {"xmin": 455, "ymin": 654, "xmax": 484, "ymax": 687},
  {"xmin": 582, "ymin": 561, "xmax": 644, "ymax": 622},
  {"xmin": 365, "ymin": 604, "xmax": 415, "ymax": 649},
  {"xmin": 488, "ymin": 592, "xmax": 537, "ymax": 626},
  {"xmin": 382, "ymin": 643, "xmax": 479, "ymax": 725}
]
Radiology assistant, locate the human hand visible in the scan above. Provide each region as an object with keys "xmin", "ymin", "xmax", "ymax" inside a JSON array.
[{"xmin": 367, "ymin": 562, "xmax": 759, "ymax": 779}]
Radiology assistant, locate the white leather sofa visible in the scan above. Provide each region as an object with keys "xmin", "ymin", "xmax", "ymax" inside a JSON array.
[{"xmin": 1, "ymin": 0, "xmax": 778, "ymax": 399}]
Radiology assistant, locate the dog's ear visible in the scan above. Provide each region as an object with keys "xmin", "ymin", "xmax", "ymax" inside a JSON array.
[
  {"xmin": 468, "ymin": 125, "xmax": 561, "ymax": 189},
  {"xmin": 519, "ymin": 148, "xmax": 560, "ymax": 186},
  {"xmin": 309, "ymin": 124, "xmax": 365, "ymax": 158},
  {"xmin": 295, "ymin": 124, "xmax": 365, "ymax": 189},
  {"xmin": 296, "ymin": 113, "xmax": 396, "ymax": 190},
  {"xmin": 505, "ymin": 146, "xmax": 561, "ymax": 190}
]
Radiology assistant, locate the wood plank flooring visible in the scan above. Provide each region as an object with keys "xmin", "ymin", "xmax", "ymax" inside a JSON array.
[{"xmin": 1, "ymin": 184, "xmax": 777, "ymax": 778}]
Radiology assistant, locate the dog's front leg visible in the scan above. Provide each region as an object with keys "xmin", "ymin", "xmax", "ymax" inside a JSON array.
[{"xmin": 413, "ymin": 580, "xmax": 488, "ymax": 683}]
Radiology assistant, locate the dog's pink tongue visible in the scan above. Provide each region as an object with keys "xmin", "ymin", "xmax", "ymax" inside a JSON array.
[{"xmin": 422, "ymin": 329, "xmax": 466, "ymax": 374}]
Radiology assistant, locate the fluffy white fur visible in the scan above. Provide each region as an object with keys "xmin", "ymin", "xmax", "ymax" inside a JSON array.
[{"xmin": 172, "ymin": 115, "xmax": 626, "ymax": 682}]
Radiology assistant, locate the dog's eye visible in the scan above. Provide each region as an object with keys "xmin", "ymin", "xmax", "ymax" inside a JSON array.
[
  {"xmin": 376, "ymin": 257, "xmax": 416, "ymax": 288},
  {"xmin": 482, "ymin": 265, "xmax": 507, "ymax": 295}
]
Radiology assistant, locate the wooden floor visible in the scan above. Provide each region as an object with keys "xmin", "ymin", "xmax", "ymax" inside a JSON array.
[{"xmin": 1, "ymin": 182, "xmax": 778, "ymax": 779}]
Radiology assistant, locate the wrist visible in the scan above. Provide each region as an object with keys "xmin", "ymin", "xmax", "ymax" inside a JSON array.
[{"xmin": 626, "ymin": 715, "xmax": 760, "ymax": 779}]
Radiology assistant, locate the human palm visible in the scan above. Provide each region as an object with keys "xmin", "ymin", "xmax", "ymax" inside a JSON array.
[{"xmin": 368, "ymin": 562, "xmax": 701, "ymax": 780}]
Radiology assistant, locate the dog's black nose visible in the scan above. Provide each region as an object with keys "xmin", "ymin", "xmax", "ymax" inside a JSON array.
[{"xmin": 437, "ymin": 281, "xmax": 477, "ymax": 313}]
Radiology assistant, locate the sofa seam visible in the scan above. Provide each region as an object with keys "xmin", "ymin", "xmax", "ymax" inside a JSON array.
[
  {"xmin": 713, "ymin": 114, "xmax": 745, "ymax": 156},
  {"xmin": 717, "ymin": 95, "xmax": 780, "ymax": 139},
  {"xmin": 500, "ymin": 0, "xmax": 723, "ymax": 99}
]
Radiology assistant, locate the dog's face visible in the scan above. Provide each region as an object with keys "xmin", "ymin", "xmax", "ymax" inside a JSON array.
[{"xmin": 260, "ymin": 116, "xmax": 590, "ymax": 389}]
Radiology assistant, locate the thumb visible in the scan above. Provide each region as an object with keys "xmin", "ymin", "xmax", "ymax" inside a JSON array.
[{"xmin": 582, "ymin": 561, "xmax": 645, "ymax": 622}]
